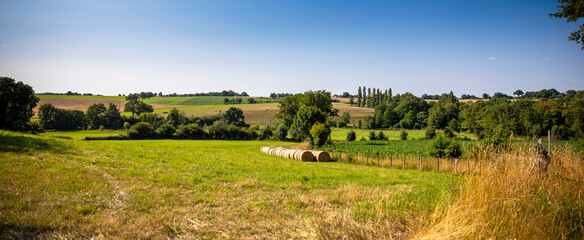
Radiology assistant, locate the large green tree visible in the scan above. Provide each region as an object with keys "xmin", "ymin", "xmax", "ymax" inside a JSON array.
[
  {"xmin": 0, "ymin": 77, "xmax": 39, "ymax": 131},
  {"xmin": 277, "ymin": 90, "xmax": 338, "ymax": 142},
  {"xmin": 223, "ymin": 107, "xmax": 248, "ymax": 127},
  {"xmin": 86, "ymin": 103, "xmax": 107, "ymax": 129},
  {"xmin": 551, "ymin": 0, "xmax": 584, "ymax": 50},
  {"xmin": 124, "ymin": 99, "xmax": 154, "ymax": 116}
]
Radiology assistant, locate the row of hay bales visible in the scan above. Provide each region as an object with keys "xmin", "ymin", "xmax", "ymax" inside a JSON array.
[{"xmin": 260, "ymin": 146, "xmax": 331, "ymax": 162}]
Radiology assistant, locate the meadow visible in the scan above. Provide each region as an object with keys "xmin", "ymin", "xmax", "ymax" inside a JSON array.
[{"xmin": 0, "ymin": 130, "xmax": 458, "ymax": 239}]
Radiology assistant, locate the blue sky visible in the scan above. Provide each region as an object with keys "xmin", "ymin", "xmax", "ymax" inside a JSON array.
[{"xmin": 1, "ymin": 0, "xmax": 583, "ymax": 97}]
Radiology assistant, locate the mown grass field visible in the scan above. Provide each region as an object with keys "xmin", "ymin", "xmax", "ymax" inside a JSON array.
[{"xmin": 0, "ymin": 130, "xmax": 458, "ymax": 239}]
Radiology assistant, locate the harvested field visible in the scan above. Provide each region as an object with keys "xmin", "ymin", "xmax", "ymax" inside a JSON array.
[
  {"xmin": 32, "ymin": 98, "xmax": 183, "ymax": 118},
  {"xmin": 154, "ymin": 103, "xmax": 374, "ymax": 126}
]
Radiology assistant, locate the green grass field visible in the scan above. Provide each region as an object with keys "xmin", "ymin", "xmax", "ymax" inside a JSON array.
[
  {"xmin": 0, "ymin": 130, "xmax": 457, "ymax": 239},
  {"xmin": 36, "ymin": 95, "xmax": 125, "ymax": 101}
]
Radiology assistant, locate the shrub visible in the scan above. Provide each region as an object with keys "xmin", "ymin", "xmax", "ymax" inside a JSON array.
[
  {"xmin": 427, "ymin": 133, "xmax": 462, "ymax": 158},
  {"xmin": 207, "ymin": 121, "xmax": 251, "ymax": 140},
  {"xmin": 275, "ymin": 123, "xmax": 288, "ymax": 141},
  {"xmin": 346, "ymin": 130, "xmax": 356, "ymax": 141},
  {"xmin": 175, "ymin": 123, "xmax": 207, "ymax": 140},
  {"xmin": 400, "ymin": 130, "xmax": 408, "ymax": 140},
  {"xmin": 444, "ymin": 127, "xmax": 455, "ymax": 138},
  {"xmin": 156, "ymin": 124, "xmax": 176, "ymax": 139},
  {"xmin": 127, "ymin": 122, "xmax": 155, "ymax": 139},
  {"xmin": 425, "ymin": 127, "xmax": 436, "ymax": 139},
  {"xmin": 309, "ymin": 122, "xmax": 331, "ymax": 148},
  {"xmin": 84, "ymin": 135, "xmax": 128, "ymax": 140},
  {"xmin": 259, "ymin": 125, "xmax": 273, "ymax": 140},
  {"xmin": 378, "ymin": 131, "xmax": 388, "ymax": 140},
  {"xmin": 368, "ymin": 131, "xmax": 377, "ymax": 141},
  {"xmin": 483, "ymin": 126, "xmax": 511, "ymax": 149},
  {"xmin": 123, "ymin": 122, "xmax": 131, "ymax": 129}
]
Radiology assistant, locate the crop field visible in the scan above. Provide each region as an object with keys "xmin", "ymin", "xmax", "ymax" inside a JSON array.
[
  {"xmin": 0, "ymin": 130, "xmax": 458, "ymax": 239},
  {"xmin": 31, "ymin": 95, "xmax": 374, "ymax": 126},
  {"xmin": 33, "ymin": 97, "xmax": 181, "ymax": 118},
  {"xmin": 142, "ymin": 96, "xmax": 276, "ymax": 106},
  {"xmin": 151, "ymin": 102, "xmax": 374, "ymax": 126},
  {"xmin": 330, "ymin": 128, "xmax": 476, "ymax": 141}
]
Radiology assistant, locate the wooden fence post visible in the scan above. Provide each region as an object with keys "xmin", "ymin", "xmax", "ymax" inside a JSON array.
[
  {"xmin": 340, "ymin": 152, "xmax": 342, "ymax": 162},
  {"xmin": 366, "ymin": 154, "xmax": 369, "ymax": 165},
  {"xmin": 455, "ymin": 158, "xmax": 458, "ymax": 174},
  {"xmin": 437, "ymin": 158, "xmax": 440, "ymax": 172},
  {"xmin": 403, "ymin": 156, "xmax": 406, "ymax": 170},
  {"xmin": 419, "ymin": 157, "xmax": 422, "ymax": 171},
  {"xmin": 390, "ymin": 156, "xmax": 392, "ymax": 168},
  {"xmin": 467, "ymin": 158, "xmax": 470, "ymax": 173},
  {"xmin": 377, "ymin": 152, "xmax": 380, "ymax": 167}
]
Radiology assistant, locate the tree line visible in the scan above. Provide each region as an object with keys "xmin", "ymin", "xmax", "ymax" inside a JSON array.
[{"xmin": 354, "ymin": 89, "xmax": 584, "ymax": 140}]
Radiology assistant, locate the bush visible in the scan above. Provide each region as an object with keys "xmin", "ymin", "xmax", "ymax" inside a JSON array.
[
  {"xmin": 123, "ymin": 122, "xmax": 131, "ymax": 129},
  {"xmin": 84, "ymin": 135, "xmax": 128, "ymax": 140},
  {"xmin": 400, "ymin": 130, "xmax": 408, "ymax": 140},
  {"xmin": 127, "ymin": 122, "xmax": 155, "ymax": 139},
  {"xmin": 483, "ymin": 126, "xmax": 511, "ymax": 149},
  {"xmin": 427, "ymin": 133, "xmax": 462, "ymax": 158},
  {"xmin": 275, "ymin": 123, "xmax": 288, "ymax": 141},
  {"xmin": 207, "ymin": 121, "xmax": 252, "ymax": 140},
  {"xmin": 552, "ymin": 125, "xmax": 574, "ymax": 140},
  {"xmin": 309, "ymin": 122, "xmax": 331, "ymax": 148},
  {"xmin": 444, "ymin": 127, "xmax": 455, "ymax": 138},
  {"xmin": 175, "ymin": 123, "xmax": 207, "ymax": 140},
  {"xmin": 346, "ymin": 130, "xmax": 356, "ymax": 141},
  {"xmin": 378, "ymin": 131, "xmax": 388, "ymax": 140},
  {"xmin": 368, "ymin": 131, "xmax": 377, "ymax": 140},
  {"xmin": 156, "ymin": 124, "xmax": 176, "ymax": 139},
  {"xmin": 425, "ymin": 127, "xmax": 436, "ymax": 139},
  {"xmin": 259, "ymin": 125, "xmax": 273, "ymax": 140}
]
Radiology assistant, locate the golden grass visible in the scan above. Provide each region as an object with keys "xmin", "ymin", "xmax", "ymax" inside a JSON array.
[
  {"xmin": 416, "ymin": 146, "xmax": 584, "ymax": 239},
  {"xmin": 32, "ymin": 98, "xmax": 182, "ymax": 118},
  {"xmin": 331, "ymin": 152, "xmax": 475, "ymax": 174}
]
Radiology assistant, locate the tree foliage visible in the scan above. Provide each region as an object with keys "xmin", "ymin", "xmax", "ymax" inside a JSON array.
[
  {"xmin": 0, "ymin": 77, "xmax": 39, "ymax": 131},
  {"xmin": 38, "ymin": 103, "xmax": 86, "ymax": 130},
  {"xmin": 551, "ymin": 0, "xmax": 584, "ymax": 50},
  {"xmin": 224, "ymin": 107, "xmax": 248, "ymax": 127},
  {"xmin": 124, "ymin": 99, "xmax": 153, "ymax": 116},
  {"xmin": 277, "ymin": 90, "xmax": 337, "ymax": 142},
  {"xmin": 309, "ymin": 122, "xmax": 331, "ymax": 148},
  {"xmin": 427, "ymin": 133, "xmax": 462, "ymax": 158}
]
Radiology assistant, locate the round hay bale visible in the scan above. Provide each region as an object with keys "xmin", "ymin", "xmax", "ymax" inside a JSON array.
[
  {"xmin": 299, "ymin": 150, "xmax": 315, "ymax": 162},
  {"xmin": 311, "ymin": 151, "xmax": 331, "ymax": 162}
]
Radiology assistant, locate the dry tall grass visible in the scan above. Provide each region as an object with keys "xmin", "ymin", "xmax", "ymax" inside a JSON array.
[{"xmin": 417, "ymin": 145, "xmax": 584, "ymax": 239}]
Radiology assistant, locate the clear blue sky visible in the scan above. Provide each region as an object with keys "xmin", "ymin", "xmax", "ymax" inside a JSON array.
[{"xmin": 1, "ymin": 0, "xmax": 583, "ymax": 97}]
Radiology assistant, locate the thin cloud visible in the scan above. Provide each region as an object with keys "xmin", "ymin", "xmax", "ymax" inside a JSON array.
[{"xmin": 487, "ymin": 56, "xmax": 496, "ymax": 61}]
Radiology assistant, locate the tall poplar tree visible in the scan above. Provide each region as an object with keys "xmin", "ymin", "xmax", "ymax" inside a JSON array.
[{"xmin": 357, "ymin": 86, "xmax": 362, "ymax": 107}]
